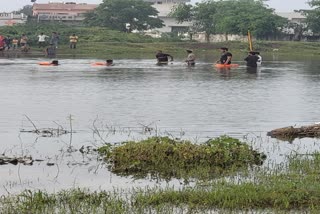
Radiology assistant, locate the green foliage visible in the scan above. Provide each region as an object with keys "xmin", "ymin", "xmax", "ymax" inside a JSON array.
[
  {"xmin": 0, "ymin": 189, "xmax": 126, "ymax": 214},
  {"xmin": 0, "ymin": 22, "xmax": 155, "ymax": 45},
  {"xmin": 135, "ymin": 152, "xmax": 320, "ymax": 210},
  {"xmin": 98, "ymin": 136, "xmax": 266, "ymax": 180},
  {"xmin": 171, "ymin": 0, "xmax": 287, "ymax": 40},
  {"xmin": 305, "ymin": 0, "xmax": 320, "ymax": 33},
  {"xmin": 84, "ymin": 0, "xmax": 164, "ymax": 32}
]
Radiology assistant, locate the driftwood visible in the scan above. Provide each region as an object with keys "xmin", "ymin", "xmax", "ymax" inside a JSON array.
[{"xmin": 267, "ymin": 124, "xmax": 320, "ymax": 141}]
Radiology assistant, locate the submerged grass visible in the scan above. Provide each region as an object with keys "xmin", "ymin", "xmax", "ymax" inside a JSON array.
[
  {"xmin": 0, "ymin": 189, "xmax": 127, "ymax": 214},
  {"xmin": 98, "ymin": 136, "xmax": 266, "ymax": 180},
  {"xmin": 134, "ymin": 152, "xmax": 320, "ymax": 211},
  {"xmin": 2, "ymin": 153, "xmax": 320, "ymax": 212}
]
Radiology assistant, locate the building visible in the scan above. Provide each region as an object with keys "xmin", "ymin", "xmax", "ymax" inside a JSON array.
[
  {"xmin": 276, "ymin": 12, "xmax": 307, "ymax": 24},
  {"xmin": 152, "ymin": 2, "xmax": 192, "ymax": 33},
  {"xmin": 0, "ymin": 13, "xmax": 27, "ymax": 26},
  {"xmin": 33, "ymin": 2, "xmax": 98, "ymax": 22}
]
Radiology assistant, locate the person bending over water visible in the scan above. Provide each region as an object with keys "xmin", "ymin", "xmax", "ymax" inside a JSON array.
[
  {"xmin": 216, "ymin": 47, "xmax": 232, "ymax": 65},
  {"xmin": 244, "ymin": 51, "xmax": 259, "ymax": 68},
  {"xmin": 185, "ymin": 49, "xmax": 196, "ymax": 66},
  {"xmin": 156, "ymin": 50, "xmax": 173, "ymax": 64}
]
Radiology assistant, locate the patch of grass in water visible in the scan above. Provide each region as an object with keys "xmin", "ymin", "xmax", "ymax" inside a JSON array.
[
  {"xmin": 98, "ymin": 136, "xmax": 266, "ymax": 180},
  {"xmin": 134, "ymin": 152, "xmax": 320, "ymax": 211},
  {"xmin": 0, "ymin": 189, "xmax": 126, "ymax": 214}
]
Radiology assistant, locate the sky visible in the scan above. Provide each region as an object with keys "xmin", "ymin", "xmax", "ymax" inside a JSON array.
[{"xmin": 1, "ymin": 0, "xmax": 311, "ymax": 13}]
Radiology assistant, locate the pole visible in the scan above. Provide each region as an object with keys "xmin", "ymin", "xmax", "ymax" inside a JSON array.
[{"xmin": 248, "ymin": 30, "xmax": 253, "ymax": 51}]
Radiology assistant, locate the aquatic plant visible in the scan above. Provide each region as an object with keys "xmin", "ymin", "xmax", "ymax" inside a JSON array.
[
  {"xmin": 98, "ymin": 136, "xmax": 266, "ymax": 180},
  {"xmin": 134, "ymin": 152, "xmax": 320, "ymax": 211}
]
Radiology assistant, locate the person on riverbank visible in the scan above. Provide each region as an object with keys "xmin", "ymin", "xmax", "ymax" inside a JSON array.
[
  {"xmin": 244, "ymin": 51, "xmax": 259, "ymax": 68},
  {"xmin": 46, "ymin": 43, "xmax": 56, "ymax": 58},
  {"xmin": 20, "ymin": 34, "xmax": 28, "ymax": 48},
  {"xmin": 216, "ymin": 47, "xmax": 232, "ymax": 65},
  {"xmin": 12, "ymin": 38, "xmax": 18, "ymax": 50},
  {"xmin": 38, "ymin": 33, "xmax": 48, "ymax": 48},
  {"xmin": 69, "ymin": 34, "xmax": 78, "ymax": 49},
  {"xmin": 50, "ymin": 32, "xmax": 59, "ymax": 49},
  {"xmin": 4, "ymin": 36, "xmax": 12, "ymax": 50},
  {"xmin": 185, "ymin": 49, "xmax": 196, "ymax": 66},
  {"xmin": 156, "ymin": 50, "xmax": 173, "ymax": 64}
]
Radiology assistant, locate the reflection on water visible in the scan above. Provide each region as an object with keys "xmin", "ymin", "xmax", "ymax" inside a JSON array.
[{"xmin": 0, "ymin": 58, "xmax": 320, "ymax": 193}]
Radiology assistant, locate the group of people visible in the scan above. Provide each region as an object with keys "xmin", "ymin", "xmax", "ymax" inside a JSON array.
[
  {"xmin": 156, "ymin": 47, "xmax": 262, "ymax": 68},
  {"xmin": 1, "ymin": 32, "xmax": 79, "ymax": 54},
  {"xmin": 156, "ymin": 49, "xmax": 196, "ymax": 66}
]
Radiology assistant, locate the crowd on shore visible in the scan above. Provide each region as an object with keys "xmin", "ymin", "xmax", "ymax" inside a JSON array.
[{"xmin": 0, "ymin": 32, "xmax": 78, "ymax": 55}]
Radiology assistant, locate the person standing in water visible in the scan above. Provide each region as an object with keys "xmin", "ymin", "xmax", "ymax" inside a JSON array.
[
  {"xmin": 156, "ymin": 50, "xmax": 173, "ymax": 64},
  {"xmin": 216, "ymin": 47, "xmax": 232, "ymax": 65},
  {"xmin": 185, "ymin": 49, "xmax": 196, "ymax": 66},
  {"xmin": 255, "ymin": 52, "xmax": 262, "ymax": 66},
  {"xmin": 244, "ymin": 51, "xmax": 259, "ymax": 68},
  {"xmin": 46, "ymin": 43, "xmax": 56, "ymax": 58}
]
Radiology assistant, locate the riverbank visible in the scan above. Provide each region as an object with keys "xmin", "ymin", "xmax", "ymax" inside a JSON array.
[
  {"xmin": 1, "ymin": 40, "xmax": 319, "ymax": 60},
  {"xmin": 1, "ymin": 151, "xmax": 320, "ymax": 213}
]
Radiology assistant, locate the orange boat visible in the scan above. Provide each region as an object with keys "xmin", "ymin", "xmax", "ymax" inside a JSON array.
[
  {"xmin": 91, "ymin": 62, "xmax": 107, "ymax": 66},
  {"xmin": 214, "ymin": 64, "xmax": 239, "ymax": 68},
  {"xmin": 38, "ymin": 62, "xmax": 58, "ymax": 66}
]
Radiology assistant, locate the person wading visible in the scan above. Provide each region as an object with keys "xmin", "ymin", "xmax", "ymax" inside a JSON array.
[
  {"xmin": 156, "ymin": 50, "xmax": 173, "ymax": 65},
  {"xmin": 216, "ymin": 47, "xmax": 232, "ymax": 65},
  {"xmin": 185, "ymin": 49, "xmax": 196, "ymax": 66}
]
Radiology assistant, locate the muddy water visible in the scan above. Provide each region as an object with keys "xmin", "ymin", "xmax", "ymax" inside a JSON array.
[{"xmin": 0, "ymin": 57, "xmax": 320, "ymax": 193}]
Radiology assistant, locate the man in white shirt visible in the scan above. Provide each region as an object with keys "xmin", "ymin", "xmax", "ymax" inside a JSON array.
[{"xmin": 38, "ymin": 33, "xmax": 48, "ymax": 48}]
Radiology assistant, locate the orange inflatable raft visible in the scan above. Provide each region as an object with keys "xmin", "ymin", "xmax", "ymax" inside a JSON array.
[
  {"xmin": 214, "ymin": 64, "xmax": 239, "ymax": 68},
  {"xmin": 38, "ymin": 62, "xmax": 58, "ymax": 66},
  {"xmin": 92, "ymin": 62, "xmax": 107, "ymax": 66}
]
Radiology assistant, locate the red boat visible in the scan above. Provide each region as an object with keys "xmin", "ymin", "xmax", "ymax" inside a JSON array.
[{"xmin": 0, "ymin": 35, "xmax": 4, "ymax": 51}]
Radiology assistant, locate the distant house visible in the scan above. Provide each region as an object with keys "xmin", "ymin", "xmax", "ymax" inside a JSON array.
[
  {"xmin": 152, "ymin": 2, "xmax": 192, "ymax": 33},
  {"xmin": 0, "ymin": 13, "xmax": 27, "ymax": 26},
  {"xmin": 33, "ymin": 2, "xmax": 97, "ymax": 23},
  {"xmin": 276, "ymin": 12, "xmax": 307, "ymax": 24}
]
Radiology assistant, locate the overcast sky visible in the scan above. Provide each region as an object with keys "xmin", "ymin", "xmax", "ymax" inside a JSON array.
[{"xmin": 1, "ymin": 0, "xmax": 311, "ymax": 13}]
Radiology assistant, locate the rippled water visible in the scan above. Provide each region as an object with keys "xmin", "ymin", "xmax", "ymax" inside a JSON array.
[{"xmin": 0, "ymin": 57, "xmax": 320, "ymax": 193}]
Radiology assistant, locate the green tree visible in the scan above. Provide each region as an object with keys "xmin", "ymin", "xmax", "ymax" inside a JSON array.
[
  {"xmin": 13, "ymin": 5, "xmax": 33, "ymax": 16},
  {"xmin": 84, "ymin": 0, "xmax": 164, "ymax": 32},
  {"xmin": 171, "ymin": 0, "xmax": 287, "ymax": 41},
  {"xmin": 304, "ymin": 0, "xmax": 320, "ymax": 33},
  {"xmin": 171, "ymin": 1, "xmax": 218, "ymax": 42}
]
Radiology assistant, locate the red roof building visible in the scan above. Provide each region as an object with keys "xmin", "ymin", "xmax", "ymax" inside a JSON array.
[{"xmin": 33, "ymin": 2, "xmax": 98, "ymax": 22}]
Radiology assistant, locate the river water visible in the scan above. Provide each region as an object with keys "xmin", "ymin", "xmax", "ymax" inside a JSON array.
[{"xmin": 0, "ymin": 57, "xmax": 320, "ymax": 194}]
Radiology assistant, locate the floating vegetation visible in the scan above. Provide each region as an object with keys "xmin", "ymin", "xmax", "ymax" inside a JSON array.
[
  {"xmin": 134, "ymin": 152, "xmax": 320, "ymax": 211},
  {"xmin": 98, "ymin": 136, "xmax": 266, "ymax": 180},
  {"xmin": 268, "ymin": 124, "xmax": 320, "ymax": 142},
  {"xmin": 20, "ymin": 115, "xmax": 72, "ymax": 137},
  {"xmin": 0, "ymin": 154, "xmax": 38, "ymax": 166}
]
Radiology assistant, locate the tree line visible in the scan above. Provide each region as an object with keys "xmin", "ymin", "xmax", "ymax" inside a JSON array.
[{"xmin": 10, "ymin": 0, "xmax": 320, "ymax": 41}]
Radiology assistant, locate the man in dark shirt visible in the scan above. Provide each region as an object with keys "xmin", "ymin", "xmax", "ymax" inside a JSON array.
[
  {"xmin": 156, "ymin": 50, "xmax": 173, "ymax": 64},
  {"xmin": 217, "ymin": 47, "xmax": 232, "ymax": 64},
  {"xmin": 244, "ymin": 51, "xmax": 259, "ymax": 68}
]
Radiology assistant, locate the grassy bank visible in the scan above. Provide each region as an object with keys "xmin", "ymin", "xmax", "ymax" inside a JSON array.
[
  {"xmin": 2, "ymin": 152, "xmax": 320, "ymax": 213},
  {"xmin": 1, "ymin": 24, "xmax": 320, "ymax": 59},
  {"xmin": 98, "ymin": 136, "xmax": 266, "ymax": 180}
]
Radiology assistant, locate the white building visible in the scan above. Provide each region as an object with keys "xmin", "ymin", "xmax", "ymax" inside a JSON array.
[
  {"xmin": 0, "ymin": 13, "xmax": 27, "ymax": 26},
  {"xmin": 148, "ymin": 0, "xmax": 192, "ymax": 34}
]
